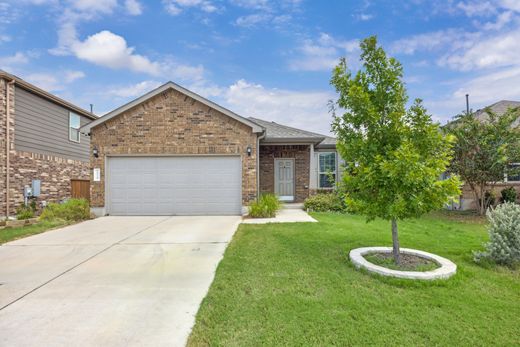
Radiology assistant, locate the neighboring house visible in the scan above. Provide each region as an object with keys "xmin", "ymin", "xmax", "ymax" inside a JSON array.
[
  {"xmin": 1, "ymin": 70, "xmax": 97, "ymax": 218},
  {"xmin": 458, "ymin": 100, "xmax": 520, "ymax": 210},
  {"xmin": 81, "ymin": 82, "xmax": 339, "ymax": 216}
]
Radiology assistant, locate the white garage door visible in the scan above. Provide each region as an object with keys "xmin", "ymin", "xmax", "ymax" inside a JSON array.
[{"xmin": 107, "ymin": 156, "xmax": 242, "ymax": 216}]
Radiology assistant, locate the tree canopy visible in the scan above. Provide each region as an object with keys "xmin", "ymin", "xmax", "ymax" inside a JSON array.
[
  {"xmin": 446, "ymin": 107, "xmax": 520, "ymax": 214},
  {"xmin": 330, "ymin": 36, "xmax": 460, "ymax": 262}
]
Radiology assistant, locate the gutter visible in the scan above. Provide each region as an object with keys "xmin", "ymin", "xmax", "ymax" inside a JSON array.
[{"xmin": 5, "ymin": 78, "xmax": 14, "ymax": 218}]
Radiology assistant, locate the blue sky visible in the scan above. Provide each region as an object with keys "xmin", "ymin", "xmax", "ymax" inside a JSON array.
[{"xmin": 1, "ymin": 0, "xmax": 520, "ymax": 135}]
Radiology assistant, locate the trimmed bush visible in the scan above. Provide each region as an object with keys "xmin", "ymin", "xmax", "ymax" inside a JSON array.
[
  {"xmin": 501, "ymin": 187, "xmax": 517, "ymax": 203},
  {"xmin": 249, "ymin": 194, "xmax": 281, "ymax": 218},
  {"xmin": 16, "ymin": 205, "xmax": 34, "ymax": 220},
  {"xmin": 40, "ymin": 198, "xmax": 90, "ymax": 222},
  {"xmin": 304, "ymin": 193, "xmax": 345, "ymax": 212},
  {"xmin": 474, "ymin": 202, "xmax": 520, "ymax": 266}
]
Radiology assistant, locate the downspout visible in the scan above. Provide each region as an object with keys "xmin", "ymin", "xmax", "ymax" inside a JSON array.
[
  {"xmin": 256, "ymin": 130, "xmax": 266, "ymax": 199},
  {"xmin": 5, "ymin": 78, "xmax": 15, "ymax": 218}
]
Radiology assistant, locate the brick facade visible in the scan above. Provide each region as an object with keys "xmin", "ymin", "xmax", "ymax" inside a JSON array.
[
  {"xmin": 259, "ymin": 144, "xmax": 310, "ymax": 202},
  {"xmin": 89, "ymin": 88, "xmax": 258, "ymax": 209},
  {"xmin": 461, "ymin": 182, "xmax": 520, "ymax": 209},
  {"xmin": 0, "ymin": 80, "xmax": 89, "ymax": 217}
]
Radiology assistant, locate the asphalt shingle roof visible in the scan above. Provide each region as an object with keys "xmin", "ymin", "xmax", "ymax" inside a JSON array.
[
  {"xmin": 249, "ymin": 117, "xmax": 331, "ymax": 144},
  {"xmin": 474, "ymin": 100, "xmax": 520, "ymax": 127}
]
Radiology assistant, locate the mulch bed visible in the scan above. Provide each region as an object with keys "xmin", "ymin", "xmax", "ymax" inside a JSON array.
[{"xmin": 365, "ymin": 252, "xmax": 440, "ymax": 271}]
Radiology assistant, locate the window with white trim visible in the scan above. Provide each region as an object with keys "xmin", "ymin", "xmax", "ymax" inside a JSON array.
[
  {"xmin": 69, "ymin": 112, "xmax": 80, "ymax": 142},
  {"xmin": 318, "ymin": 152, "xmax": 336, "ymax": 188},
  {"xmin": 506, "ymin": 163, "xmax": 520, "ymax": 182}
]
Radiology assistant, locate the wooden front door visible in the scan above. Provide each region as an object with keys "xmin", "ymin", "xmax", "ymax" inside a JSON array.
[
  {"xmin": 274, "ymin": 159, "xmax": 294, "ymax": 201},
  {"xmin": 71, "ymin": 179, "xmax": 90, "ymax": 201}
]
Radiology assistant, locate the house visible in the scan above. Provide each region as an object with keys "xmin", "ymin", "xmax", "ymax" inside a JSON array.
[
  {"xmin": 1, "ymin": 70, "xmax": 97, "ymax": 218},
  {"xmin": 458, "ymin": 100, "xmax": 520, "ymax": 209},
  {"xmin": 81, "ymin": 81, "xmax": 339, "ymax": 216}
]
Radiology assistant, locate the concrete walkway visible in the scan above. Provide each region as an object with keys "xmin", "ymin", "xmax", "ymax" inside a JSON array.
[
  {"xmin": 242, "ymin": 207, "xmax": 317, "ymax": 224},
  {"xmin": 0, "ymin": 216, "xmax": 241, "ymax": 347}
]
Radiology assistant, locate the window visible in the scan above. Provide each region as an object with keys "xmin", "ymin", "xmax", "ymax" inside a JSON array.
[
  {"xmin": 506, "ymin": 163, "xmax": 520, "ymax": 182},
  {"xmin": 69, "ymin": 112, "xmax": 80, "ymax": 142},
  {"xmin": 319, "ymin": 152, "xmax": 336, "ymax": 188}
]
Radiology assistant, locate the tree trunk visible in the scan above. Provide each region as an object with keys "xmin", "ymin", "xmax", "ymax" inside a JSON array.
[
  {"xmin": 479, "ymin": 183, "xmax": 486, "ymax": 216},
  {"xmin": 391, "ymin": 218, "xmax": 400, "ymax": 264}
]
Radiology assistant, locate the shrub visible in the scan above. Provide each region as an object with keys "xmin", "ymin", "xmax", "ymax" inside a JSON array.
[
  {"xmin": 474, "ymin": 202, "xmax": 520, "ymax": 266},
  {"xmin": 248, "ymin": 194, "xmax": 281, "ymax": 218},
  {"xmin": 304, "ymin": 192, "xmax": 345, "ymax": 212},
  {"xmin": 16, "ymin": 205, "xmax": 34, "ymax": 220},
  {"xmin": 501, "ymin": 187, "xmax": 517, "ymax": 203},
  {"xmin": 40, "ymin": 198, "xmax": 90, "ymax": 222}
]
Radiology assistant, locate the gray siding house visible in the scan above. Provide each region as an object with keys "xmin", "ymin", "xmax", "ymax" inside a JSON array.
[{"xmin": 1, "ymin": 70, "xmax": 97, "ymax": 217}]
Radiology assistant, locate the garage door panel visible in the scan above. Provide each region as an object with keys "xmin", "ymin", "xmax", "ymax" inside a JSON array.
[{"xmin": 107, "ymin": 156, "xmax": 242, "ymax": 215}]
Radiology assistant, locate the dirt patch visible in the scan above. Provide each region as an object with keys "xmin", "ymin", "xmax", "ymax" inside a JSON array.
[{"xmin": 364, "ymin": 252, "xmax": 440, "ymax": 272}]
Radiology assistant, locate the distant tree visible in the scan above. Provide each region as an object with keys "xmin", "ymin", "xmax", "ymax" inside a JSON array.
[
  {"xmin": 330, "ymin": 36, "xmax": 460, "ymax": 264},
  {"xmin": 446, "ymin": 108, "xmax": 520, "ymax": 215}
]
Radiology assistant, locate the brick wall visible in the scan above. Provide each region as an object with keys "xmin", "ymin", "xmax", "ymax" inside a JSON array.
[
  {"xmin": 89, "ymin": 88, "xmax": 258, "ymax": 209},
  {"xmin": 461, "ymin": 182, "xmax": 520, "ymax": 209},
  {"xmin": 0, "ymin": 80, "xmax": 89, "ymax": 217},
  {"xmin": 259, "ymin": 144, "xmax": 310, "ymax": 202}
]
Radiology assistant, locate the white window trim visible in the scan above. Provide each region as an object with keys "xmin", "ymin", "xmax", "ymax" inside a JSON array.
[
  {"xmin": 69, "ymin": 112, "xmax": 81, "ymax": 143},
  {"xmin": 318, "ymin": 152, "xmax": 337, "ymax": 189},
  {"xmin": 505, "ymin": 163, "xmax": 520, "ymax": 183}
]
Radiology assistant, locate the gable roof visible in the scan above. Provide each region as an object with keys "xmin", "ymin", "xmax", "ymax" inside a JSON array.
[
  {"xmin": 249, "ymin": 117, "xmax": 327, "ymax": 144},
  {"xmin": 474, "ymin": 100, "xmax": 520, "ymax": 127},
  {"xmin": 81, "ymin": 81, "xmax": 263, "ymax": 133},
  {"xmin": 0, "ymin": 70, "xmax": 97, "ymax": 120}
]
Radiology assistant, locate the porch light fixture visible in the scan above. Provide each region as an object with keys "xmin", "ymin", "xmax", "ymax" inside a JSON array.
[
  {"xmin": 93, "ymin": 146, "xmax": 99, "ymax": 158},
  {"xmin": 246, "ymin": 146, "xmax": 252, "ymax": 157}
]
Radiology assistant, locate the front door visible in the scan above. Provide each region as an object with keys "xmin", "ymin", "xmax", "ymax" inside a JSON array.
[{"xmin": 274, "ymin": 159, "xmax": 294, "ymax": 202}]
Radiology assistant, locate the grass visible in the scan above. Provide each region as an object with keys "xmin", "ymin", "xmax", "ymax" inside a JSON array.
[
  {"xmin": 0, "ymin": 220, "xmax": 69, "ymax": 244},
  {"xmin": 188, "ymin": 212, "xmax": 520, "ymax": 346}
]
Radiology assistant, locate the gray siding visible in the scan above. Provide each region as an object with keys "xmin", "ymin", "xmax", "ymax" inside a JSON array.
[{"xmin": 14, "ymin": 87, "xmax": 90, "ymax": 162}]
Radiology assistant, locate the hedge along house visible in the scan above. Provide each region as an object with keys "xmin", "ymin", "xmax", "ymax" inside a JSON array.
[
  {"xmin": 1, "ymin": 70, "xmax": 97, "ymax": 218},
  {"xmin": 81, "ymin": 82, "xmax": 340, "ymax": 216}
]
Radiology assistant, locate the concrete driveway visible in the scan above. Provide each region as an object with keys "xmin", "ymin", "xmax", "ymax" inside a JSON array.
[{"xmin": 0, "ymin": 216, "xmax": 241, "ymax": 347}]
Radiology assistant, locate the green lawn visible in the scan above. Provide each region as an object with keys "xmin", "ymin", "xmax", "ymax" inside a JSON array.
[
  {"xmin": 188, "ymin": 212, "xmax": 520, "ymax": 346},
  {"xmin": 0, "ymin": 220, "xmax": 68, "ymax": 244}
]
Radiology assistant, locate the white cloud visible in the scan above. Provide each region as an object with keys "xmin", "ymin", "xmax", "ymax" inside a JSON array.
[
  {"xmin": 456, "ymin": 1, "xmax": 498, "ymax": 17},
  {"xmin": 70, "ymin": 30, "xmax": 162, "ymax": 75},
  {"xmin": 162, "ymin": 0, "xmax": 218, "ymax": 16},
  {"xmin": 64, "ymin": 70, "xmax": 86, "ymax": 83},
  {"xmin": 391, "ymin": 29, "xmax": 480, "ymax": 55},
  {"xmin": 125, "ymin": 0, "xmax": 143, "ymax": 15},
  {"xmin": 230, "ymin": 0, "xmax": 270, "ymax": 10},
  {"xmin": 289, "ymin": 33, "xmax": 358, "ymax": 72},
  {"xmin": 235, "ymin": 13, "xmax": 270, "ymax": 27},
  {"xmin": 221, "ymin": 79, "xmax": 335, "ymax": 135},
  {"xmin": 108, "ymin": 80, "xmax": 162, "ymax": 98},
  {"xmin": 0, "ymin": 52, "xmax": 30, "ymax": 68},
  {"xmin": 438, "ymin": 28, "xmax": 520, "ymax": 71},
  {"xmin": 426, "ymin": 65, "xmax": 520, "ymax": 122},
  {"xmin": 358, "ymin": 13, "xmax": 373, "ymax": 21},
  {"xmin": 66, "ymin": 0, "xmax": 118, "ymax": 14},
  {"xmin": 499, "ymin": 0, "xmax": 520, "ymax": 12},
  {"xmin": 24, "ymin": 73, "xmax": 61, "ymax": 91},
  {"xmin": 452, "ymin": 66, "xmax": 520, "ymax": 103},
  {"xmin": 0, "ymin": 34, "xmax": 10, "ymax": 43}
]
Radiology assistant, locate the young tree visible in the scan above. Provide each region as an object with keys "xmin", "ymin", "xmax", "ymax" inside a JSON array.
[
  {"xmin": 331, "ymin": 36, "xmax": 460, "ymax": 264},
  {"xmin": 446, "ymin": 108, "xmax": 520, "ymax": 215}
]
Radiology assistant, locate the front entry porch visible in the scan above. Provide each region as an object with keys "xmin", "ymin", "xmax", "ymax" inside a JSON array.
[{"xmin": 259, "ymin": 144, "xmax": 311, "ymax": 203}]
